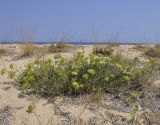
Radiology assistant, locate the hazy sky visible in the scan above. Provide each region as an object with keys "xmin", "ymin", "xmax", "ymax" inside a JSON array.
[{"xmin": 0, "ymin": 0, "xmax": 160, "ymax": 43}]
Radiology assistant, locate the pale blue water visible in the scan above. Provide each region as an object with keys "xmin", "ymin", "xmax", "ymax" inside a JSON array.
[{"xmin": 0, "ymin": 41, "xmax": 159, "ymax": 45}]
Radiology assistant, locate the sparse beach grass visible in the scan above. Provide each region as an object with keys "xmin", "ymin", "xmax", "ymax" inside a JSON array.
[
  {"xmin": 0, "ymin": 45, "xmax": 6, "ymax": 55},
  {"xmin": 133, "ymin": 44, "xmax": 151, "ymax": 51},
  {"xmin": 20, "ymin": 43, "xmax": 36, "ymax": 57},
  {"xmin": 93, "ymin": 44, "xmax": 114, "ymax": 56},
  {"xmin": 145, "ymin": 45, "xmax": 160, "ymax": 57},
  {"xmin": 48, "ymin": 41, "xmax": 71, "ymax": 53}
]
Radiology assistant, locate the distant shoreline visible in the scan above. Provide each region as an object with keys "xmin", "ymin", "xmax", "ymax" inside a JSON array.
[{"xmin": 0, "ymin": 41, "xmax": 159, "ymax": 45}]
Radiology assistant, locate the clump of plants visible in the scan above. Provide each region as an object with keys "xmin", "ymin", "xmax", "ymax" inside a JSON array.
[
  {"xmin": 145, "ymin": 45, "xmax": 160, "ymax": 58},
  {"xmin": 20, "ymin": 43, "xmax": 36, "ymax": 57},
  {"xmin": 27, "ymin": 103, "xmax": 35, "ymax": 113},
  {"xmin": 48, "ymin": 41, "xmax": 71, "ymax": 53},
  {"xmin": 93, "ymin": 45, "xmax": 114, "ymax": 56},
  {"xmin": 14, "ymin": 51, "xmax": 155, "ymax": 98},
  {"xmin": 133, "ymin": 44, "xmax": 151, "ymax": 51},
  {"xmin": 1, "ymin": 63, "xmax": 16, "ymax": 79},
  {"xmin": 0, "ymin": 45, "xmax": 6, "ymax": 55}
]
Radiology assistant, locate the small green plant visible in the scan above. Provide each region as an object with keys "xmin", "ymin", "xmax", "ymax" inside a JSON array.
[
  {"xmin": 8, "ymin": 64, "xmax": 16, "ymax": 79},
  {"xmin": 9, "ymin": 63, "xmax": 14, "ymax": 69},
  {"xmin": 128, "ymin": 90, "xmax": 137, "ymax": 105},
  {"xmin": 0, "ymin": 63, "xmax": 18, "ymax": 79},
  {"xmin": 8, "ymin": 71, "xmax": 16, "ymax": 79},
  {"xmin": 1, "ymin": 68, "xmax": 6, "ymax": 75},
  {"xmin": 27, "ymin": 103, "xmax": 35, "ymax": 113}
]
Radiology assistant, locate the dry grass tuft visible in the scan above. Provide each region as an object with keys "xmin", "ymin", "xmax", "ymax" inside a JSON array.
[
  {"xmin": 145, "ymin": 45, "xmax": 160, "ymax": 58},
  {"xmin": 35, "ymin": 46, "xmax": 48, "ymax": 58},
  {"xmin": 0, "ymin": 45, "xmax": 6, "ymax": 55},
  {"xmin": 48, "ymin": 41, "xmax": 71, "ymax": 53},
  {"xmin": 114, "ymin": 46, "xmax": 124, "ymax": 60},
  {"xmin": 20, "ymin": 43, "xmax": 36, "ymax": 57},
  {"xmin": 133, "ymin": 44, "xmax": 151, "ymax": 51},
  {"xmin": 93, "ymin": 44, "xmax": 114, "ymax": 56}
]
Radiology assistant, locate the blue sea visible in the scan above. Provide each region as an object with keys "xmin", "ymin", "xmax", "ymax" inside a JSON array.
[{"xmin": 0, "ymin": 41, "xmax": 159, "ymax": 45}]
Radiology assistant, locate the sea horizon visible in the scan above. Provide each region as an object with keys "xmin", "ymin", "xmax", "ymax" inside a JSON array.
[{"xmin": 0, "ymin": 41, "xmax": 160, "ymax": 45}]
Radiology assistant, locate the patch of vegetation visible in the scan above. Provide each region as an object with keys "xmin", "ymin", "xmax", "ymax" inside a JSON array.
[
  {"xmin": 1, "ymin": 63, "xmax": 16, "ymax": 79},
  {"xmin": 0, "ymin": 45, "xmax": 6, "ymax": 55},
  {"xmin": 145, "ymin": 45, "xmax": 160, "ymax": 57},
  {"xmin": 27, "ymin": 103, "xmax": 35, "ymax": 113},
  {"xmin": 48, "ymin": 41, "xmax": 71, "ymax": 53},
  {"xmin": 133, "ymin": 44, "xmax": 151, "ymax": 51},
  {"xmin": 20, "ymin": 43, "xmax": 36, "ymax": 57},
  {"xmin": 0, "ymin": 49, "xmax": 6, "ymax": 55},
  {"xmin": 15, "ymin": 51, "xmax": 155, "ymax": 98},
  {"xmin": 93, "ymin": 45, "xmax": 114, "ymax": 56}
]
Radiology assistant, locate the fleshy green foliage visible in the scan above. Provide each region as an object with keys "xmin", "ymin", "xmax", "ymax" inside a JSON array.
[
  {"xmin": 128, "ymin": 90, "xmax": 138, "ymax": 104},
  {"xmin": 48, "ymin": 41, "xmax": 70, "ymax": 53},
  {"xmin": 9, "ymin": 64, "xmax": 14, "ymax": 69},
  {"xmin": 145, "ymin": 45, "xmax": 160, "ymax": 57},
  {"xmin": 0, "ymin": 64, "xmax": 16, "ymax": 79},
  {"xmin": 16, "ymin": 51, "xmax": 155, "ymax": 98},
  {"xmin": 1, "ymin": 68, "xmax": 6, "ymax": 75},
  {"xmin": 8, "ymin": 64, "xmax": 16, "ymax": 79},
  {"xmin": 93, "ymin": 45, "xmax": 114, "ymax": 56},
  {"xmin": 8, "ymin": 71, "xmax": 16, "ymax": 79},
  {"xmin": 27, "ymin": 103, "xmax": 35, "ymax": 113}
]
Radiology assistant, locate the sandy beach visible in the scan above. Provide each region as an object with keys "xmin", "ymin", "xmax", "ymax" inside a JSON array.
[{"xmin": 0, "ymin": 44, "xmax": 159, "ymax": 125}]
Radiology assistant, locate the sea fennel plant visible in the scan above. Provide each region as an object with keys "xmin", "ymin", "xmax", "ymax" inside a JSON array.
[{"xmin": 15, "ymin": 51, "xmax": 155, "ymax": 98}]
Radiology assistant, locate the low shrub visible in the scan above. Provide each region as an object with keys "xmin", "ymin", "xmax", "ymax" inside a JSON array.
[
  {"xmin": 15, "ymin": 51, "xmax": 155, "ymax": 98},
  {"xmin": 20, "ymin": 43, "xmax": 36, "ymax": 57},
  {"xmin": 93, "ymin": 45, "xmax": 114, "ymax": 56},
  {"xmin": 145, "ymin": 45, "xmax": 160, "ymax": 57}
]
